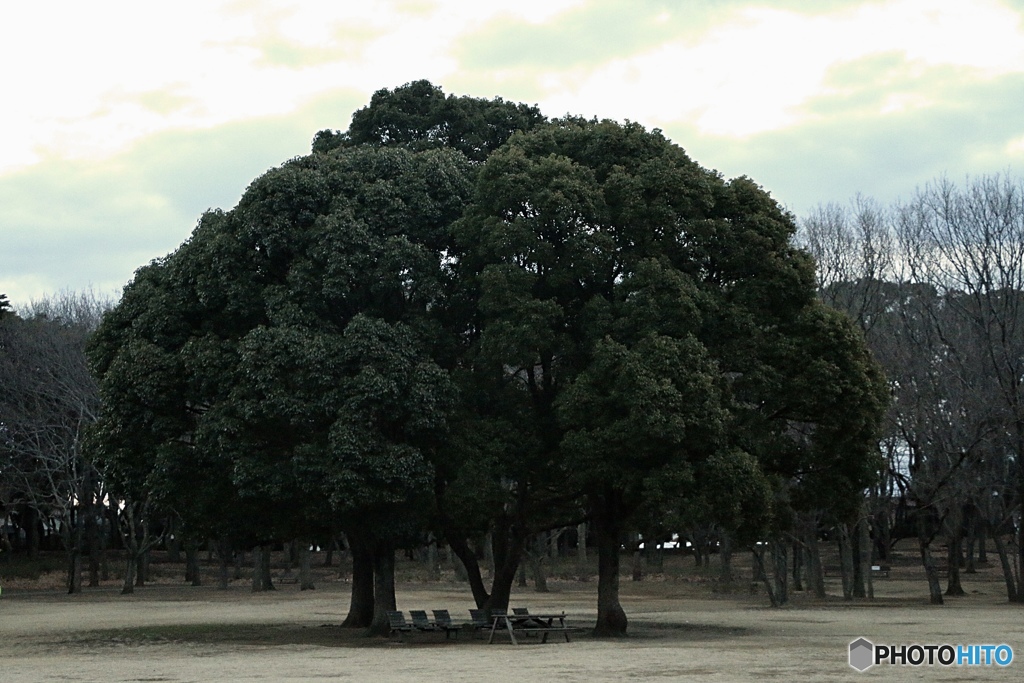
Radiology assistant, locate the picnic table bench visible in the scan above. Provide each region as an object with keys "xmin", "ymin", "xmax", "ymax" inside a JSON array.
[{"xmin": 487, "ymin": 610, "xmax": 574, "ymax": 645}]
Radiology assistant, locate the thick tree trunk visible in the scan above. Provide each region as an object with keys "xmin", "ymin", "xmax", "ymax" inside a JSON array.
[
  {"xmin": 367, "ymin": 540, "xmax": 396, "ymax": 637},
  {"xmin": 485, "ymin": 541, "xmax": 522, "ymax": 612},
  {"xmin": 529, "ymin": 536, "xmax": 549, "ymax": 593},
  {"xmin": 342, "ymin": 534, "xmax": 374, "ymax": 628},
  {"xmin": 445, "ymin": 533, "xmax": 490, "ymax": 608},
  {"xmin": 593, "ymin": 491, "xmax": 628, "ymax": 637},
  {"xmin": 450, "ymin": 545, "xmax": 468, "ymax": 581}
]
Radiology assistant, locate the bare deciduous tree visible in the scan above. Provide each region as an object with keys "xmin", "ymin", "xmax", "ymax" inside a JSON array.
[
  {"xmin": 801, "ymin": 175, "xmax": 1024, "ymax": 604},
  {"xmin": 0, "ymin": 289, "xmax": 111, "ymax": 593}
]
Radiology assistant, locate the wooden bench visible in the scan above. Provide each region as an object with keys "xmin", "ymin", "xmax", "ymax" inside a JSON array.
[
  {"xmin": 409, "ymin": 609, "xmax": 460, "ymax": 639},
  {"xmin": 387, "ymin": 610, "xmax": 415, "ymax": 639},
  {"xmin": 469, "ymin": 609, "xmax": 490, "ymax": 639},
  {"xmin": 488, "ymin": 611, "xmax": 574, "ymax": 645},
  {"xmin": 430, "ymin": 609, "xmax": 462, "ymax": 639}
]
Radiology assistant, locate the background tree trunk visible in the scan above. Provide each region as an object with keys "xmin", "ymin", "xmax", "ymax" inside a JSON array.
[
  {"xmin": 217, "ymin": 537, "xmax": 231, "ymax": 590},
  {"xmin": 945, "ymin": 505, "xmax": 966, "ymax": 596},
  {"xmin": 858, "ymin": 510, "xmax": 873, "ymax": 599},
  {"xmin": 838, "ymin": 524, "xmax": 855, "ymax": 601},
  {"xmin": 299, "ymin": 542, "xmax": 314, "ymax": 591},
  {"xmin": 991, "ymin": 532, "xmax": 1019, "ymax": 603},
  {"xmin": 187, "ymin": 541, "xmax": 201, "ymax": 586},
  {"xmin": 593, "ymin": 491, "xmax": 628, "ymax": 636},
  {"xmin": 806, "ymin": 525, "xmax": 826, "ymax": 599},
  {"xmin": 121, "ymin": 553, "xmax": 136, "ymax": 595},
  {"xmin": 917, "ymin": 512, "xmax": 944, "ymax": 605},
  {"xmin": 718, "ymin": 533, "xmax": 733, "ymax": 585},
  {"xmin": 791, "ymin": 539, "xmax": 804, "ymax": 592}
]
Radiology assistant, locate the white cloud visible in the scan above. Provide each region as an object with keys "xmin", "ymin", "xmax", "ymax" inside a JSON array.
[
  {"xmin": 0, "ymin": 0, "xmax": 584, "ymax": 175},
  {"xmin": 537, "ymin": 0, "xmax": 1024, "ymax": 137},
  {"xmin": 1007, "ymin": 134, "xmax": 1024, "ymax": 155}
]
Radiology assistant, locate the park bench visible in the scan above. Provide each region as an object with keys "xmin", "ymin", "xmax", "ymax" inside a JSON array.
[
  {"xmin": 409, "ymin": 609, "xmax": 461, "ymax": 639},
  {"xmin": 387, "ymin": 610, "xmax": 415, "ymax": 639},
  {"xmin": 409, "ymin": 609, "xmax": 439, "ymax": 632},
  {"xmin": 469, "ymin": 608, "xmax": 490, "ymax": 638},
  {"xmin": 431, "ymin": 609, "xmax": 462, "ymax": 639}
]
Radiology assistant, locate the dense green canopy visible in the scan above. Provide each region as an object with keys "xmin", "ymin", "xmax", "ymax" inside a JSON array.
[{"xmin": 89, "ymin": 81, "xmax": 886, "ymax": 636}]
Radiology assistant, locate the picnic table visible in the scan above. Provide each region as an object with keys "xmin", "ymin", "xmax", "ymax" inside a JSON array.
[{"xmin": 487, "ymin": 611, "xmax": 572, "ymax": 645}]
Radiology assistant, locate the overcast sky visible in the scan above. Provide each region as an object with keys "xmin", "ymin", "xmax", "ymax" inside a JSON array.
[{"xmin": 3, "ymin": 0, "xmax": 1024, "ymax": 310}]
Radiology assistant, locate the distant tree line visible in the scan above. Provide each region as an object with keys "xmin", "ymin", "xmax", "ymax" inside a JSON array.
[
  {"xmin": 2, "ymin": 82, "xmax": 889, "ymax": 635},
  {"xmin": 800, "ymin": 175, "xmax": 1024, "ymax": 605},
  {"xmin": 0, "ymin": 291, "xmax": 110, "ymax": 592}
]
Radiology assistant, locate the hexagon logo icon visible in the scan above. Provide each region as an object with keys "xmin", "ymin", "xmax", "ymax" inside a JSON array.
[{"xmin": 849, "ymin": 638, "xmax": 874, "ymax": 671}]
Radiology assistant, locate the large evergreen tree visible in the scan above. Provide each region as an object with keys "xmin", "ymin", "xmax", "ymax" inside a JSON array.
[
  {"xmin": 90, "ymin": 82, "xmax": 885, "ymax": 636},
  {"xmin": 452, "ymin": 118, "xmax": 886, "ymax": 632}
]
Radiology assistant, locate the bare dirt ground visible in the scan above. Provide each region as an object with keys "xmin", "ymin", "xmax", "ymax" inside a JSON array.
[{"xmin": 1, "ymin": 551, "xmax": 1020, "ymax": 682}]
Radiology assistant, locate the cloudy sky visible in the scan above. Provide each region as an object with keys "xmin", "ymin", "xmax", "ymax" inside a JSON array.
[{"xmin": 3, "ymin": 0, "xmax": 1024, "ymax": 309}]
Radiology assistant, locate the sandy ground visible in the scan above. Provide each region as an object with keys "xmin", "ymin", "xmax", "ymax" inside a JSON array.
[{"xmin": 1, "ymin": 561, "xmax": 1021, "ymax": 682}]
